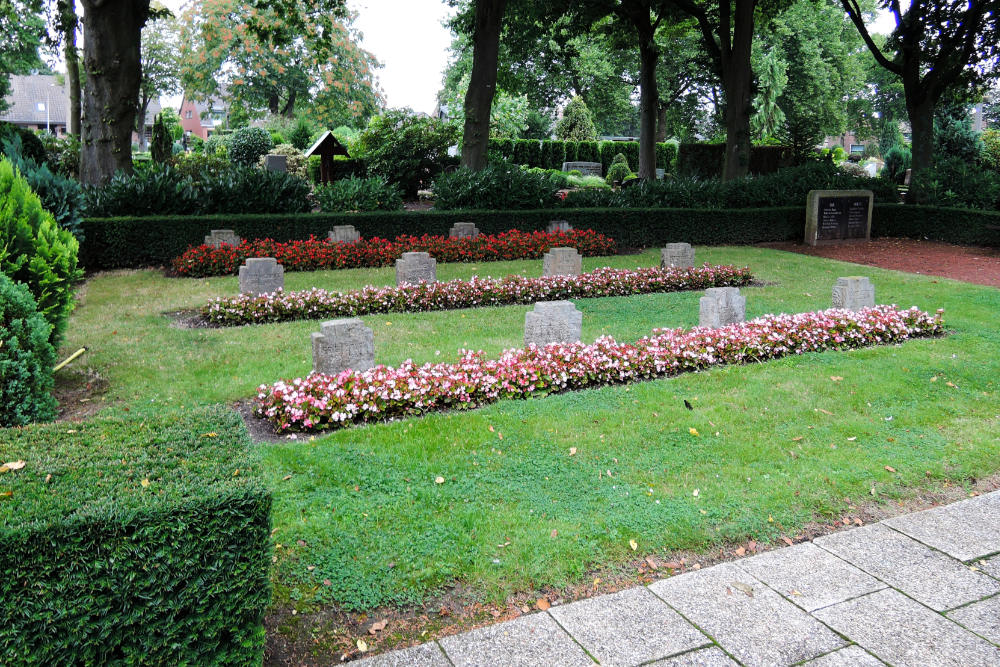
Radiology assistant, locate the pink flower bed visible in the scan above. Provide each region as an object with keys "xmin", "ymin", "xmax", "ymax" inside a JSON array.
[
  {"xmin": 202, "ymin": 264, "xmax": 753, "ymax": 326},
  {"xmin": 255, "ymin": 305, "xmax": 944, "ymax": 432}
]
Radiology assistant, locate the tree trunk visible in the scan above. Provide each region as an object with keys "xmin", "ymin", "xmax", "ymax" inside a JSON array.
[
  {"xmin": 268, "ymin": 92, "xmax": 280, "ymax": 115},
  {"xmin": 136, "ymin": 94, "xmax": 149, "ymax": 150},
  {"xmin": 461, "ymin": 0, "xmax": 507, "ymax": 171},
  {"xmin": 636, "ymin": 27, "xmax": 659, "ymax": 179},
  {"xmin": 281, "ymin": 89, "xmax": 297, "ymax": 117},
  {"xmin": 906, "ymin": 98, "xmax": 935, "ymax": 200},
  {"xmin": 655, "ymin": 102, "xmax": 668, "ymax": 142},
  {"xmin": 720, "ymin": 0, "xmax": 755, "ymax": 181},
  {"xmin": 80, "ymin": 0, "xmax": 149, "ymax": 185},
  {"xmin": 62, "ymin": 0, "xmax": 81, "ymax": 137}
]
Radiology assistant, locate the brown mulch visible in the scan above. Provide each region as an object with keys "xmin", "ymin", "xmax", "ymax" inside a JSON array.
[{"xmin": 761, "ymin": 238, "xmax": 1000, "ymax": 287}]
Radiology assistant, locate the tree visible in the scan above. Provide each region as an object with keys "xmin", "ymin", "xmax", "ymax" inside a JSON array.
[
  {"xmin": 0, "ymin": 0, "xmax": 46, "ymax": 114},
  {"xmin": 934, "ymin": 98, "xmax": 983, "ymax": 162},
  {"xmin": 137, "ymin": 12, "xmax": 181, "ymax": 150},
  {"xmin": 750, "ymin": 49, "xmax": 786, "ymax": 141},
  {"xmin": 149, "ymin": 113, "xmax": 172, "ymax": 163},
  {"xmin": 457, "ymin": 0, "xmax": 509, "ymax": 170},
  {"xmin": 51, "ymin": 0, "xmax": 82, "ymax": 136},
  {"xmin": 555, "ymin": 96, "xmax": 598, "ymax": 140}
]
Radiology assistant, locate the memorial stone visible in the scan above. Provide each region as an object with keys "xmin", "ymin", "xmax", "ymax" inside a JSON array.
[
  {"xmin": 547, "ymin": 220, "xmax": 573, "ymax": 234},
  {"xmin": 449, "ymin": 222, "xmax": 480, "ymax": 239},
  {"xmin": 311, "ymin": 318, "xmax": 375, "ymax": 375},
  {"xmin": 328, "ymin": 225, "xmax": 361, "ymax": 243},
  {"xmin": 238, "ymin": 257, "xmax": 284, "ymax": 295},
  {"xmin": 204, "ymin": 229, "xmax": 241, "ymax": 247},
  {"xmin": 542, "ymin": 247, "xmax": 582, "ymax": 276},
  {"xmin": 660, "ymin": 243, "xmax": 695, "ymax": 269},
  {"xmin": 561, "ymin": 161, "xmax": 603, "ymax": 176},
  {"xmin": 832, "ymin": 276, "xmax": 875, "ymax": 311},
  {"xmin": 699, "ymin": 287, "xmax": 746, "ymax": 327},
  {"xmin": 395, "ymin": 252, "xmax": 437, "ymax": 285},
  {"xmin": 263, "ymin": 154, "xmax": 287, "ymax": 172},
  {"xmin": 524, "ymin": 301, "xmax": 582, "ymax": 347},
  {"xmin": 805, "ymin": 190, "xmax": 873, "ymax": 246}
]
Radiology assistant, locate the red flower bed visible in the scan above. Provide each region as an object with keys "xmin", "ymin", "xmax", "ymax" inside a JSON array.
[{"xmin": 172, "ymin": 229, "xmax": 618, "ymax": 277}]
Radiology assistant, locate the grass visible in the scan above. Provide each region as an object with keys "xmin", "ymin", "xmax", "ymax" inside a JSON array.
[{"xmin": 55, "ymin": 247, "xmax": 1000, "ymax": 613}]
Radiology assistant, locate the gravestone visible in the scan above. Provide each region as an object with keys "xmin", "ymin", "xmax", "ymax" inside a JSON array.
[
  {"xmin": 542, "ymin": 247, "xmax": 582, "ymax": 277},
  {"xmin": 449, "ymin": 222, "xmax": 480, "ymax": 239},
  {"xmin": 562, "ymin": 161, "xmax": 603, "ymax": 177},
  {"xmin": 805, "ymin": 190, "xmax": 874, "ymax": 246},
  {"xmin": 204, "ymin": 229, "xmax": 241, "ymax": 248},
  {"xmin": 263, "ymin": 154, "xmax": 287, "ymax": 172},
  {"xmin": 655, "ymin": 168, "xmax": 665, "ymax": 180},
  {"xmin": 238, "ymin": 257, "xmax": 284, "ymax": 295},
  {"xmin": 660, "ymin": 243, "xmax": 695, "ymax": 269},
  {"xmin": 311, "ymin": 318, "xmax": 375, "ymax": 375},
  {"xmin": 395, "ymin": 251, "xmax": 437, "ymax": 285},
  {"xmin": 524, "ymin": 301, "xmax": 582, "ymax": 347},
  {"xmin": 832, "ymin": 276, "xmax": 875, "ymax": 311},
  {"xmin": 699, "ymin": 287, "xmax": 746, "ymax": 328},
  {"xmin": 547, "ymin": 220, "xmax": 573, "ymax": 234},
  {"xmin": 328, "ymin": 225, "xmax": 361, "ymax": 244}
]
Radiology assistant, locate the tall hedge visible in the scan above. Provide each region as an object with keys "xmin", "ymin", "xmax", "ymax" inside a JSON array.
[
  {"xmin": 0, "ymin": 406, "xmax": 271, "ymax": 665},
  {"xmin": 677, "ymin": 143, "xmax": 793, "ymax": 178},
  {"xmin": 489, "ymin": 138, "xmax": 678, "ymax": 172}
]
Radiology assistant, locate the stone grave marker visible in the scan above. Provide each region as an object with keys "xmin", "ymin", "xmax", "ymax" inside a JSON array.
[
  {"xmin": 832, "ymin": 276, "xmax": 875, "ymax": 311},
  {"xmin": 561, "ymin": 161, "xmax": 603, "ymax": 177},
  {"xmin": 312, "ymin": 318, "xmax": 375, "ymax": 375},
  {"xmin": 542, "ymin": 247, "xmax": 582, "ymax": 276},
  {"xmin": 204, "ymin": 229, "xmax": 241, "ymax": 248},
  {"xmin": 263, "ymin": 154, "xmax": 287, "ymax": 172},
  {"xmin": 524, "ymin": 301, "xmax": 582, "ymax": 347},
  {"xmin": 805, "ymin": 190, "xmax": 874, "ymax": 246},
  {"xmin": 449, "ymin": 222, "xmax": 480, "ymax": 239},
  {"xmin": 395, "ymin": 251, "xmax": 437, "ymax": 285},
  {"xmin": 328, "ymin": 225, "xmax": 361, "ymax": 244},
  {"xmin": 238, "ymin": 257, "xmax": 284, "ymax": 295},
  {"xmin": 699, "ymin": 287, "xmax": 746, "ymax": 327},
  {"xmin": 547, "ymin": 220, "xmax": 573, "ymax": 234},
  {"xmin": 660, "ymin": 243, "xmax": 695, "ymax": 269}
]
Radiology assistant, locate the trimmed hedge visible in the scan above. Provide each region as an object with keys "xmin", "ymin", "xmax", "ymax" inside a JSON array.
[
  {"xmin": 676, "ymin": 144, "xmax": 793, "ymax": 178},
  {"xmin": 0, "ymin": 406, "xmax": 271, "ymax": 665},
  {"xmin": 489, "ymin": 138, "xmax": 678, "ymax": 172}
]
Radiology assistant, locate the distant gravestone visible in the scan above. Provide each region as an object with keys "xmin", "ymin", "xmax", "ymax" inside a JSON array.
[
  {"xmin": 542, "ymin": 247, "xmax": 582, "ymax": 277},
  {"xmin": 699, "ymin": 287, "xmax": 746, "ymax": 328},
  {"xmin": 660, "ymin": 243, "xmax": 695, "ymax": 269},
  {"xmin": 263, "ymin": 154, "xmax": 287, "ymax": 172},
  {"xmin": 547, "ymin": 220, "xmax": 573, "ymax": 234},
  {"xmin": 832, "ymin": 276, "xmax": 875, "ymax": 311},
  {"xmin": 655, "ymin": 168, "xmax": 665, "ymax": 180},
  {"xmin": 449, "ymin": 222, "xmax": 480, "ymax": 239},
  {"xmin": 238, "ymin": 257, "xmax": 284, "ymax": 295},
  {"xmin": 805, "ymin": 190, "xmax": 874, "ymax": 246},
  {"xmin": 204, "ymin": 229, "xmax": 241, "ymax": 248},
  {"xmin": 328, "ymin": 225, "xmax": 361, "ymax": 243},
  {"xmin": 562, "ymin": 161, "xmax": 603, "ymax": 177},
  {"xmin": 312, "ymin": 318, "xmax": 375, "ymax": 375},
  {"xmin": 395, "ymin": 251, "xmax": 437, "ymax": 285},
  {"xmin": 524, "ymin": 301, "xmax": 582, "ymax": 347}
]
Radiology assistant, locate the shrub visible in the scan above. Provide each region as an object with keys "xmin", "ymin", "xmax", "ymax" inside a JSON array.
[
  {"xmin": 909, "ymin": 157, "xmax": 1000, "ymax": 210},
  {"xmin": 567, "ymin": 174, "xmax": 610, "ymax": 189},
  {"xmin": 38, "ymin": 132, "xmax": 80, "ymax": 178},
  {"xmin": 982, "ymin": 129, "xmax": 1000, "ymax": 172},
  {"xmin": 258, "ymin": 143, "xmax": 309, "ymax": 179},
  {"xmin": 606, "ymin": 153, "xmax": 632, "ymax": 185},
  {"xmin": 150, "ymin": 113, "xmax": 173, "ymax": 165},
  {"xmin": 432, "ymin": 163, "xmax": 559, "ymax": 210},
  {"xmin": 883, "ymin": 145, "xmax": 911, "ymax": 183},
  {"xmin": 84, "ymin": 166, "xmax": 200, "ymax": 217},
  {"xmin": 197, "ymin": 167, "xmax": 312, "ymax": 214},
  {"xmin": 2, "ymin": 134, "xmax": 86, "ymax": 240},
  {"xmin": 0, "ymin": 122, "xmax": 45, "ymax": 164},
  {"xmin": 172, "ymin": 151, "xmax": 231, "ymax": 182},
  {"xmin": 204, "ymin": 132, "xmax": 230, "ymax": 156},
  {"xmin": 512, "ymin": 139, "xmax": 540, "ymax": 166},
  {"xmin": 289, "ymin": 119, "xmax": 314, "ymax": 150},
  {"xmin": 316, "ymin": 175, "xmax": 403, "ymax": 212},
  {"xmin": 555, "ymin": 96, "xmax": 597, "ymax": 141},
  {"xmin": 0, "ymin": 406, "xmax": 271, "ymax": 665},
  {"xmin": 227, "ymin": 126, "xmax": 273, "ymax": 166},
  {"xmin": 0, "ymin": 158, "xmax": 82, "ymax": 346},
  {"xmin": 0, "ymin": 274, "xmax": 57, "ymax": 427}
]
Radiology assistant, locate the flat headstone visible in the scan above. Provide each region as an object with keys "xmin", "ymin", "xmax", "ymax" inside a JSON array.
[
  {"xmin": 660, "ymin": 242, "xmax": 695, "ymax": 269},
  {"xmin": 449, "ymin": 222, "xmax": 480, "ymax": 239},
  {"xmin": 802, "ymin": 645, "xmax": 885, "ymax": 666},
  {"xmin": 832, "ymin": 276, "xmax": 875, "ymax": 311},
  {"xmin": 738, "ymin": 542, "xmax": 885, "ymax": 612},
  {"xmin": 437, "ymin": 612, "xmax": 592, "ymax": 667},
  {"xmin": 805, "ymin": 190, "xmax": 873, "ymax": 246},
  {"xmin": 699, "ymin": 287, "xmax": 746, "ymax": 328},
  {"xmin": 238, "ymin": 257, "xmax": 284, "ymax": 296},
  {"xmin": 311, "ymin": 318, "xmax": 375, "ymax": 376},
  {"xmin": 547, "ymin": 220, "xmax": 573, "ymax": 234},
  {"xmin": 648, "ymin": 562, "xmax": 846, "ymax": 666},
  {"xmin": 813, "ymin": 523, "xmax": 1000, "ymax": 611},
  {"xmin": 204, "ymin": 229, "xmax": 241, "ymax": 248},
  {"xmin": 524, "ymin": 301, "xmax": 582, "ymax": 347},
  {"xmin": 328, "ymin": 225, "xmax": 361, "ymax": 244},
  {"xmin": 542, "ymin": 247, "xmax": 581, "ymax": 276},
  {"xmin": 263, "ymin": 154, "xmax": 287, "ymax": 172},
  {"xmin": 947, "ymin": 594, "xmax": 1000, "ymax": 644},
  {"xmin": 548, "ymin": 586, "xmax": 709, "ymax": 665},
  {"xmin": 395, "ymin": 251, "xmax": 436, "ymax": 285},
  {"xmin": 649, "ymin": 647, "xmax": 739, "ymax": 666},
  {"xmin": 812, "ymin": 588, "xmax": 1000, "ymax": 667},
  {"xmin": 561, "ymin": 161, "xmax": 603, "ymax": 176},
  {"xmin": 351, "ymin": 641, "xmax": 451, "ymax": 666},
  {"xmin": 882, "ymin": 490, "xmax": 1000, "ymax": 561}
]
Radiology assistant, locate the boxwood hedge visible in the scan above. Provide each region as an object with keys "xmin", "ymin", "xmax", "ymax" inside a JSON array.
[{"xmin": 0, "ymin": 406, "xmax": 271, "ymax": 665}]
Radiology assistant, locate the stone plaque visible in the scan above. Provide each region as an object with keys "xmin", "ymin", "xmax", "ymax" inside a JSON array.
[
  {"xmin": 832, "ymin": 276, "xmax": 875, "ymax": 311},
  {"xmin": 204, "ymin": 229, "xmax": 241, "ymax": 248},
  {"xmin": 524, "ymin": 301, "xmax": 582, "ymax": 347},
  {"xmin": 805, "ymin": 190, "xmax": 873, "ymax": 246},
  {"xmin": 395, "ymin": 251, "xmax": 437, "ymax": 285},
  {"xmin": 238, "ymin": 257, "xmax": 284, "ymax": 295},
  {"xmin": 699, "ymin": 287, "xmax": 746, "ymax": 328},
  {"xmin": 263, "ymin": 154, "xmax": 287, "ymax": 172},
  {"xmin": 449, "ymin": 222, "xmax": 480, "ymax": 239},
  {"xmin": 547, "ymin": 220, "xmax": 573, "ymax": 234},
  {"xmin": 542, "ymin": 247, "xmax": 582, "ymax": 277},
  {"xmin": 311, "ymin": 318, "xmax": 375, "ymax": 375},
  {"xmin": 328, "ymin": 225, "xmax": 361, "ymax": 244},
  {"xmin": 561, "ymin": 161, "xmax": 603, "ymax": 177},
  {"xmin": 660, "ymin": 243, "xmax": 695, "ymax": 269}
]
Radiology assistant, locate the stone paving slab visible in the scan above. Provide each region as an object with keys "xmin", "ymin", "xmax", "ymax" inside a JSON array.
[
  {"xmin": 813, "ymin": 588, "xmax": 1000, "ymax": 666},
  {"xmin": 813, "ymin": 522, "xmax": 1000, "ymax": 611},
  {"xmin": 738, "ymin": 542, "xmax": 885, "ymax": 612},
  {"xmin": 549, "ymin": 586, "xmax": 708, "ymax": 666},
  {"xmin": 649, "ymin": 562, "xmax": 845, "ymax": 666},
  {"xmin": 352, "ymin": 641, "xmax": 451, "ymax": 666},
  {"xmin": 884, "ymin": 491, "xmax": 1000, "ymax": 561},
  {"xmin": 981, "ymin": 554, "xmax": 1000, "ymax": 579},
  {"xmin": 438, "ymin": 612, "xmax": 593, "ymax": 667},
  {"xmin": 802, "ymin": 645, "xmax": 885, "ymax": 665},
  {"xmin": 648, "ymin": 646, "xmax": 739, "ymax": 666},
  {"xmin": 947, "ymin": 594, "xmax": 1000, "ymax": 645}
]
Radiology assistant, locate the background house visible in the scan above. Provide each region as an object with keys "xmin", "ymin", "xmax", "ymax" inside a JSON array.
[{"xmin": 179, "ymin": 91, "xmax": 229, "ymax": 140}]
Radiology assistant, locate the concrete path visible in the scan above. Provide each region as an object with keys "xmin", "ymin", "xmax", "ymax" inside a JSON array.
[{"xmin": 357, "ymin": 490, "xmax": 1000, "ymax": 666}]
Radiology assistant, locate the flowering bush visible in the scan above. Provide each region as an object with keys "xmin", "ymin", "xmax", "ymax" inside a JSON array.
[
  {"xmin": 202, "ymin": 264, "xmax": 753, "ymax": 326},
  {"xmin": 255, "ymin": 305, "xmax": 944, "ymax": 432},
  {"xmin": 172, "ymin": 229, "xmax": 618, "ymax": 277}
]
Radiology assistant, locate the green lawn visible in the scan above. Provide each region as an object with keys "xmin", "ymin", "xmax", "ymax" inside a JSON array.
[{"xmin": 58, "ymin": 247, "xmax": 1000, "ymax": 612}]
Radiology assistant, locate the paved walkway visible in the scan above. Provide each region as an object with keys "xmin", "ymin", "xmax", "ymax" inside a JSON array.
[{"xmin": 357, "ymin": 490, "xmax": 1000, "ymax": 666}]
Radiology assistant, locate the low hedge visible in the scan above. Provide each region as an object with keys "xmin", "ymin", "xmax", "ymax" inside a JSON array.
[{"xmin": 0, "ymin": 406, "xmax": 271, "ymax": 665}]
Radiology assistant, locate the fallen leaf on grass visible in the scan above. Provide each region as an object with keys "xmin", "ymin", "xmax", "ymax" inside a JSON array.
[
  {"xmin": 140, "ymin": 478, "xmax": 150, "ymax": 488},
  {"xmin": 434, "ymin": 476, "xmax": 445, "ymax": 484},
  {"xmin": 689, "ymin": 427, "xmax": 700, "ymax": 436},
  {"xmin": 781, "ymin": 537, "xmax": 794, "ymax": 546},
  {"xmin": 885, "ymin": 465, "xmax": 897, "ymax": 473},
  {"xmin": 356, "ymin": 639, "xmax": 368, "ymax": 653},
  {"xmin": 488, "ymin": 425, "xmax": 495, "ymax": 432},
  {"xmin": 281, "ymin": 474, "xmax": 292, "ymax": 481},
  {"xmin": 930, "ymin": 376, "xmax": 938, "ymax": 382},
  {"xmin": 629, "ymin": 539, "xmax": 638, "ymax": 551},
  {"xmin": 200, "ymin": 432, "xmax": 218, "ymax": 438},
  {"xmin": 830, "ymin": 376, "xmax": 843, "ymax": 382},
  {"xmin": 946, "ymin": 381, "xmax": 957, "ymax": 388},
  {"xmin": 734, "ymin": 546, "xmax": 746, "ymax": 557},
  {"xmin": 645, "ymin": 556, "xmax": 658, "ymax": 570},
  {"xmin": 550, "ymin": 529, "xmax": 558, "ymax": 538},
  {"xmin": 791, "ymin": 436, "xmax": 803, "ymax": 442},
  {"xmin": 568, "ymin": 447, "xmax": 577, "ymax": 456},
  {"xmin": 0, "ymin": 491, "xmax": 11, "ymax": 498},
  {"xmin": 0, "ymin": 461, "xmax": 25, "ymax": 473},
  {"xmin": 847, "ymin": 436, "xmax": 857, "ymax": 441},
  {"xmin": 817, "ymin": 408, "xmax": 833, "ymax": 415},
  {"xmin": 692, "ymin": 488, "xmax": 700, "ymax": 497},
  {"xmin": 368, "ymin": 620, "xmax": 387, "ymax": 635},
  {"xmin": 536, "ymin": 598, "xmax": 550, "ymax": 611}
]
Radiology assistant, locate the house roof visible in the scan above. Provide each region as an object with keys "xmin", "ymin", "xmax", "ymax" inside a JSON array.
[
  {"xmin": 305, "ymin": 131, "xmax": 350, "ymax": 158},
  {"xmin": 0, "ymin": 75, "xmax": 68, "ymax": 125}
]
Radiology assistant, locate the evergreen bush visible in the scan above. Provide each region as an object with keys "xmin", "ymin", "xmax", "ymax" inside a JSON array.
[
  {"xmin": 0, "ymin": 273, "xmax": 57, "ymax": 427},
  {"xmin": 555, "ymin": 97, "xmax": 597, "ymax": 141},
  {"xmin": 432, "ymin": 163, "xmax": 559, "ymax": 210},
  {"xmin": 883, "ymin": 145, "xmax": 911, "ymax": 183},
  {"xmin": 227, "ymin": 127, "xmax": 273, "ymax": 166},
  {"xmin": 150, "ymin": 114, "xmax": 173, "ymax": 165},
  {"xmin": 315, "ymin": 176, "xmax": 403, "ymax": 212},
  {"xmin": 1, "ymin": 134, "xmax": 86, "ymax": 240}
]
